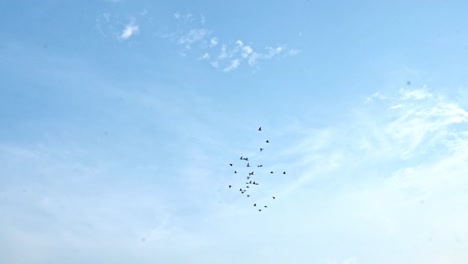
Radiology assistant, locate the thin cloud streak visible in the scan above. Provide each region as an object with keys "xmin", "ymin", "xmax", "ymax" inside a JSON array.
[{"xmin": 166, "ymin": 12, "xmax": 300, "ymax": 72}]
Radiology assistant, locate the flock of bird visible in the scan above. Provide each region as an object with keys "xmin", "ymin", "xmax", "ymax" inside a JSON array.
[{"xmin": 227, "ymin": 127, "xmax": 286, "ymax": 212}]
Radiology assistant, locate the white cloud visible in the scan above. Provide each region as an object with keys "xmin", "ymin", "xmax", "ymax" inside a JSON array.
[
  {"xmin": 200, "ymin": 53, "xmax": 210, "ymax": 60},
  {"xmin": 209, "ymin": 37, "xmax": 218, "ymax": 47},
  {"xmin": 365, "ymin": 92, "xmax": 388, "ymax": 103},
  {"xmin": 120, "ymin": 22, "xmax": 139, "ymax": 40},
  {"xmin": 400, "ymin": 88, "xmax": 432, "ymax": 100},
  {"xmin": 178, "ymin": 28, "xmax": 210, "ymax": 49},
  {"xmin": 223, "ymin": 59, "xmax": 240, "ymax": 72},
  {"xmin": 165, "ymin": 14, "xmax": 300, "ymax": 72}
]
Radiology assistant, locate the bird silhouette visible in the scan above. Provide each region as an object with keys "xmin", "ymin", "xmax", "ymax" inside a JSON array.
[
  {"xmin": 240, "ymin": 156, "xmax": 243, "ymax": 160},
  {"xmin": 229, "ymin": 185, "xmax": 232, "ymax": 188},
  {"xmin": 247, "ymin": 176, "xmax": 251, "ymax": 180},
  {"xmin": 234, "ymin": 171, "xmax": 237, "ymax": 174},
  {"xmin": 253, "ymin": 203, "xmax": 256, "ymax": 206},
  {"xmin": 258, "ymin": 127, "xmax": 262, "ymax": 131},
  {"xmin": 247, "ymin": 195, "xmax": 250, "ymax": 197},
  {"xmin": 249, "ymin": 172, "xmax": 254, "ymax": 176},
  {"xmin": 257, "ymin": 165, "xmax": 263, "ymax": 167},
  {"xmin": 247, "ymin": 163, "xmax": 250, "ymax": 167},
  {"xmin": 264, "ymin": 205, "xmax": 268, "ymax": 208},
  {"xmin": 260, "ymin": 148, "xmax": 263, "ymax": 151},
  {"xmin": 246, "ymin": 186, "xmax": 250, "ymax": 188},
  {"xmin": 258, "ymin": 209, "xmax": 262, "ymax": 212},
  {"xmin": 283, "ymin": 171, "xmax": 286, "ymax": 174},
  {"xmin": 272, "ymin": 196, "xmax": 276, "ymax": 199},
  {"xmin": 270, "ymin": 171, "xmax": 274, "ymax": 174},
  {"xmin": 266, "ymin": 140, "xmax": 269, "ymax": 143}
]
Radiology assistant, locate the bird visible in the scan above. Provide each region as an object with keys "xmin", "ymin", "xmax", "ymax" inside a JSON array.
[
  {"xmin": 234, "ymin": 171, "xmax": 237, "ymax": 174},
  {"xmin": 240, "ymin": 156, "xmax": 243, "ymax": 160},
  {"xmin": 246, "ymin": 186, "xmax": 250, "ymax": 188},
  {"xmin": 257, "ymin": 165, "xmax": 263, "ymax": 167},
  {"xmin": 258, "ymin": 209, "xmax": 262, "ymax": 212},
  {"xmin": 247, "ymin": 176, "xmax": 251, "ymax": 180},
  {"xmin": 229, "ymin": 185, "xmax": 232, "ymax": 188},
  {"xmin": 258, "ymin": 127, "xmax": 262, "ymax": 131},
  {"xmin": 249, "ymin": 172, "xmax": 254, "ymax": 176},
  {"xmin": 249, "ymin": 181, "xmax": 252, "ymax": 184},
  {"xmin": 247, "ymin": 195, "xmax": 250, "ymax": 197},
  {"xmin": 270, "ymin": 171, "xmax": 274, "ymax": 174},
  {"xmin": 239, "ymin": 188, "xmax": 242, "ymax": 192},
  {"xmin": 253, "ymin": 203, "xmax": 256, "ymax": 206},
  {"xmin": 260, "ymin": 148, "xmax": 263, "ymax": 151},
  {"xmin": 264, "ymin": 205, "xmax": 268, "ymax": 208},
  {"xmin": 246, "ymin": 163, "xmax": 250, "ymax": 167},
  {"xmin": 283, "ymin": 171, "xmax": 286, "ymax": 174},
  {"xmin": 272, "ymin": 196, "xmax": 276, "ymax": 199},
  {"xmin": 266, "ymin": 140, "xmax": 269, "ymax": 143}
]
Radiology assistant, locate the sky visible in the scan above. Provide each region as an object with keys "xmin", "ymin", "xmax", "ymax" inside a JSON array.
[{"xmin": 1, "ymin": 0, "xmax": 468, "ymax": 263}]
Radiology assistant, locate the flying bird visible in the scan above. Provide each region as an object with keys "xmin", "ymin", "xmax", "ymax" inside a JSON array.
[
  {"xmin": 258, "ymin": 127, "xmax": 262, "ymax": 131},
  {"xmin": 260, "ymin": 148, "xmax": 263, "ymax": 151},
  {"xmin": 264, "ymin": 205, "xmax": 268, "ymax": 208},
  {"xmin": 229, "ymin": 185, "xmax": 232, "ymax": 188},
  {"xmin": 253, "ymin": 203, "xmax": 256, "ymax": 206},
  {"xmin": 258, "ymin": 209, "xmax": 262, "ymax": 212},
  {"xmin": 266, "ymin": 140, "xmax": 269, "ymax": 143},
  {"xmin": 283, "ymin": 171, "xmax": 286, "ymax": 174},
  {"xmin": 234, "ymin": 171, "xmax": 237, "ymax": 174},
  {"xmin": 229, "ymin": 163, "xmax": 233, "ymax": 166},
  {"xmin": 249, "ymin": 172, "xmax": 254, "ymax": 176},
  {"xmin": 270, "ymin": 171, "xmax": 274, "ymax": 174},
  {"xmin": 247, "ymin": 195, "xmax": 250, "ymax": 197},
  {"xmin": 257, "ymin": 165, "xmax": 263, "ymax": 167},
  {"xmin": 247, "ymin": 163, "xmax": 250, "ymax": 167},
  {"xmin": 272, "ymin": 196, "xmax": 276, "ymax": 199}
]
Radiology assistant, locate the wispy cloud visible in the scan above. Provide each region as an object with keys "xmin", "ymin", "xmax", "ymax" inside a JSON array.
[
  {"xmin": 164, "ymin": 12, "xmax": 300, "ymax": 72},
  {"xmin": 223, "ymin": 59, "xmax": 240, "ymax": 72},
  {"xmin": 120, "ymin": 21, "xmax": 139, "ymax": 40},
  {"xmin": 177, "ymin": 28, "xmax": 210, "ymax": 49},
  {"xmin": 96, "ymin": 12, "xmax": 148, "ymax": 43}
]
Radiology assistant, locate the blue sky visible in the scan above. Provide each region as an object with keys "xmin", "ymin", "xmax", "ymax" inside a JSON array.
[{"xmin": 1, "ymin": 0, "xmax": 468, "ymax": 263}]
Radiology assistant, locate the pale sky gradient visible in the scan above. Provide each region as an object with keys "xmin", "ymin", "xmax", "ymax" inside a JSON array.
[{"xmin": 1, "ymin": 1, "xmax": 468, "ymax": 263}]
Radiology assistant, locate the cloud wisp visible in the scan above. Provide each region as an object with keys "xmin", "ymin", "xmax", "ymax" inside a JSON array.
[
  {"xmin": 120, "ymin": 21, "xmax": 139, "ymax": 40},
  {"xmin": 164, "ymin": 12, "xmax": 300, "ymax": 72}
]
